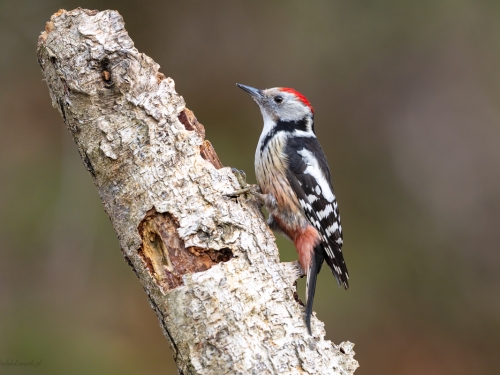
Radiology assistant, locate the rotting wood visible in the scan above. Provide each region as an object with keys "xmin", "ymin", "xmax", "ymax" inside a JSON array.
[
  {"xmin": 178, "ymin": 108, "xmax": 223, "ymax": 169},
  {"xmin": 138, "ymin": 209, "xmax": 233, "ymax": 292},
  {"xmin": 37, "ymin": 8, "xmax": 358, "ymax": 374}
]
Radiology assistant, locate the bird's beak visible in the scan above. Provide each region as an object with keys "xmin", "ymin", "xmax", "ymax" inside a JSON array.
[{"xmin": 236, "ymin": 83, "xmax": 263, "ymax": 100}]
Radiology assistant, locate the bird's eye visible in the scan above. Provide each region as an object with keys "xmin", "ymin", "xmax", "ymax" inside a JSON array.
[{"xmin": 274, "ymin": 96, "xmax": 283, "ymax": 103}]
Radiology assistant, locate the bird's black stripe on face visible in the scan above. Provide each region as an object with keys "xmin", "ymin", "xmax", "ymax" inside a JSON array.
[{"xmin": 260, "ymin": 117, "xmax": 309, "ymax": 153}]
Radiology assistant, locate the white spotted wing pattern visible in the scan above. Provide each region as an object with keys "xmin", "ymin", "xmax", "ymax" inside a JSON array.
[{"xmin": 285, "ymin": 136, "xmax": 349, "ymax": 289}]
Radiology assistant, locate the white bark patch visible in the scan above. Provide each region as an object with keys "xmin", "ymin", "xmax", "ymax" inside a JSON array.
[{"xmin": 99, "ymin": 139, "xmax": 117, "ymax": 159}]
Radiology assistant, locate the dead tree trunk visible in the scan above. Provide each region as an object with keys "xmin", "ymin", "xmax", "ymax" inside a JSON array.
[{"xmin": 37, "ymin": 8, "xmax": 358, "ymax": 374}]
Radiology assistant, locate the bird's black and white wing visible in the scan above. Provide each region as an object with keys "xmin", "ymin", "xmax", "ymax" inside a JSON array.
[{"xmin": 285, "ymin": 136, "xmax": 349, "ymax": 289}]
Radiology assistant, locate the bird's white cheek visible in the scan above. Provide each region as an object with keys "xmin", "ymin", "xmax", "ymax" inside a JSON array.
[
  {"xmin": 260, "ymin": 109, "xmax": 276, "ymax": 135},
  {"xmin": 279, "ymin": 104, "xmax": 309, "ymax": 122}
]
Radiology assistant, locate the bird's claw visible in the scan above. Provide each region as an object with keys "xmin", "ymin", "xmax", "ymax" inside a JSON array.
[
  {"xmin": 224, "ymin": 187, "xmax": 251, "ymax": 197},
  {"xmin": 224, "ymin": 168, "xmax": 262, "ymax": 199},
  {"xmin": 231, "ymin": 168, "xmax": 247, "ymax": 189}
]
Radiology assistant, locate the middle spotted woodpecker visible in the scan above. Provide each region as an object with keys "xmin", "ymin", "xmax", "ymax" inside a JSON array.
[{"xmin": 236, "ymin": 83, "xmax": 349, "ymax": 334}]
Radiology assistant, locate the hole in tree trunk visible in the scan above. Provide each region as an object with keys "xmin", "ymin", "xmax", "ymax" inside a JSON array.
[{"xmin": 138, "ymin": 209, "xmax": 233, "ymax": 292}]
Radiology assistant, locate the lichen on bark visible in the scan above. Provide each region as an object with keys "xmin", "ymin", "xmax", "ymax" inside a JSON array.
[{"xmin": 37, "ymin": 8, "xmax": 358, "ymax": 374}]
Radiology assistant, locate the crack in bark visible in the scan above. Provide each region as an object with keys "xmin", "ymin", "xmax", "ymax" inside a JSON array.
[{"xmin": 81, "ymin": 150, "xmax": 96, "ymax": 179}]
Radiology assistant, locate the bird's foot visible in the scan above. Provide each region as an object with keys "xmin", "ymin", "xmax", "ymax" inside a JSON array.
[
  {"xmin": 224, "ymin": 168, "xmax": 262, "ymax": 199},
  {"xmin": 232, "ymin": 168, "xmax": 248, "ymax": 189}
]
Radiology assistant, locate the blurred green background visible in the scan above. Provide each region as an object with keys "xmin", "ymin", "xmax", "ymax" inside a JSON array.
[{"xmin": 1, "ymin": 0, "xmax": 500, "ymax": 374}]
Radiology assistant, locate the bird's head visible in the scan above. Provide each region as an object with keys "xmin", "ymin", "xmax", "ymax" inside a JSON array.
[{"xmin": 237, "ymin": 84, "xmax": 314, "ymax": 125}]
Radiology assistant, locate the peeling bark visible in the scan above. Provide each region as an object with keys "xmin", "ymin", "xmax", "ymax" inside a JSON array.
[{"xmin": 37, "ymin": 8, "xmax": 358, "ymax": 374}]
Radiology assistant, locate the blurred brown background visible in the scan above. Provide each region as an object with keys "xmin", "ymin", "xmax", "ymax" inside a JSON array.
[{"xmin": 1, "ymin": 0, "xmax": 499, "ymax": 374}]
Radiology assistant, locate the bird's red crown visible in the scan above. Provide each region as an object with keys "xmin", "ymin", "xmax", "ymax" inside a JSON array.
[{"xmin": 280, "ymin": 87, "xmax": 314, "ymax": 113}]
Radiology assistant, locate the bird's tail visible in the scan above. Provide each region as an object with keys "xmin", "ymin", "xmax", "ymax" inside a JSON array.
[
  {"xmin": 324, "ymin": 246, "xmax": 349, "ymax": 290},
  {"xmin": 305, "ymin": 246, "xmax": 325, "ymax": 335}
]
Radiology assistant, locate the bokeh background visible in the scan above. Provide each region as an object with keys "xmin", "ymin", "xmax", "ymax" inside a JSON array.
[{"xmin": 1, "ymin": 0, "xmax": 499, "ymax": 374}]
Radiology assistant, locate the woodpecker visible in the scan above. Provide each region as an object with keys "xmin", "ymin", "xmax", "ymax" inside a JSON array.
[{"xmin": 236, "ymin": 83, "xmax": 349, "ymax": 334}]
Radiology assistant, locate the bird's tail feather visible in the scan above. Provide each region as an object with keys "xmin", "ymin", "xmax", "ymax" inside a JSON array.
[
  {"xmin": 305, "ymin": 246, "xmax": 324, "ymax": 335},
  {"xmin": 324, "ymin": 252, "xmax": 349, "ymax": 290}
]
